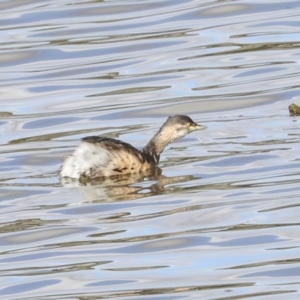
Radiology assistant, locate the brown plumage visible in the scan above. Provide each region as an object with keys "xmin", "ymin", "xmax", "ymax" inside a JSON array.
[{"xmin": 60, "ymin": 115, "xmax": 205, "ymax": 179}]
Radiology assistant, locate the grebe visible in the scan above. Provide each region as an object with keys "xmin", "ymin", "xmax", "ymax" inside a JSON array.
[{"xmin": 60, "ymin": 115, "xmax": 205, "ymax": 179}]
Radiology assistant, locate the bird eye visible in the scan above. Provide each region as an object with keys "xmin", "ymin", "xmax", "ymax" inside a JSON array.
[{"xmin": 186, "ymin": 123, "xmax": 190, "ymax": 127}]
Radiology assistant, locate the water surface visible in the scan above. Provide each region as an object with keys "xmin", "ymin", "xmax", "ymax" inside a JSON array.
[{"xmin": 1, "ymin": 0, "xmax": 300, "ymax": 299}]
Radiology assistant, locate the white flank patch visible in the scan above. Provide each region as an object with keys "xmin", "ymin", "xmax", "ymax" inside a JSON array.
[{"xmin": 60, "ymin": 141, "xmax": 110, "ymax": 179}]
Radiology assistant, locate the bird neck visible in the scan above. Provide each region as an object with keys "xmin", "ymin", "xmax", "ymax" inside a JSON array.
[{"xmin": 142, "ymin": 127, "xmax": 175, "ymax": 164}]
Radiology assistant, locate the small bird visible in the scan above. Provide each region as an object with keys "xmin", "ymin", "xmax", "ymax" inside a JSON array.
[{"xmin": 60, "ymin": 115, "xmax": 205, "ymax": 179}]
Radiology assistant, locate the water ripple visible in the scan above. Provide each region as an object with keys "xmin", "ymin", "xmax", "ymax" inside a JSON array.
[{"xmin": 0, "ymin": 0, "xmax": 300, "ymax": 299}]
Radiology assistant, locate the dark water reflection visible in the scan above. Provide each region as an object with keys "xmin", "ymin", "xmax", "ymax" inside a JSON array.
[{"xmin": 1, "ymin": 0, "xmax": 300, "ymax": 299}]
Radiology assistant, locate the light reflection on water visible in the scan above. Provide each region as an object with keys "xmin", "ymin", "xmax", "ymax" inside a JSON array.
[{"xmin": 1, "ymin": 0, "xmax": 300, "ymax": 299}]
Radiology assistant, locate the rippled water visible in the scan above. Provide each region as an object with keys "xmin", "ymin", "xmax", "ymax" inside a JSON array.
[{"xmin": 1, "ymin": 0, "xmax": 300, "ymax": 299}]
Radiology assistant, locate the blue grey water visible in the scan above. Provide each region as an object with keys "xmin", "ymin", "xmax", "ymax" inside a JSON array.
[{"xmin": 0, "ymin": 0, "xmax": 300, "ymax": 299}]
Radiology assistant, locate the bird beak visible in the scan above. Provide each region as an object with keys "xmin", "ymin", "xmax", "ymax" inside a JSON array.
[{"xmin": 189, "ymin": 123, "xmax": 206, "ymax": 131}]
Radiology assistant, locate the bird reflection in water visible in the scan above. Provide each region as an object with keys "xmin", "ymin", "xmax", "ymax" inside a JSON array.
[{"xmin": 60, "ymin": 167, "xmax": 195, "ymax": 203}]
